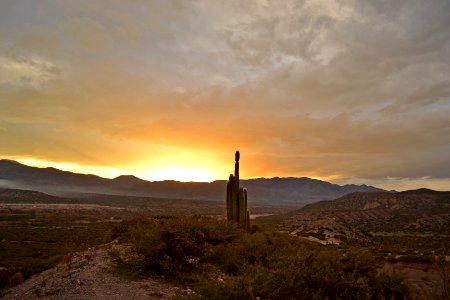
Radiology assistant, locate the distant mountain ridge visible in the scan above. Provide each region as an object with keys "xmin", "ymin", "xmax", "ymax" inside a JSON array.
[
  {"xmin": 0, "ymin": 159, "xmax": 385, "ymax": 205},
  {"xmin": 300, "ymin": 189, "xmax": 450, "ymax": 212}
]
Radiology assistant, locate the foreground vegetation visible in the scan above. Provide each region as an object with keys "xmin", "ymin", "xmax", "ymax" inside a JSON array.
[
  {"xmin": 0, "ymin": 208, "xmax": 119, "ymax": 290},
  {"xmin": 2, "ymin": 205, "xmax": 447, "ymax": 298},
  {"xmin": 112, "ymin": 215, "xmax": 411, "ymax": 299},
  {"xmin": 0, "ymin": 193, "xmax": 286, "ymax": 292}
]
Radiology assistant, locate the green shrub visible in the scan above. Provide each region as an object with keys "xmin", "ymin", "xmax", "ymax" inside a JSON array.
[
  {"xmin": 114, "ymin": 215, "xmax": 411, "ymax": 299},
  {"xmin": 116, "ymin": 215, "xmax": 242, "ymax": 277}
]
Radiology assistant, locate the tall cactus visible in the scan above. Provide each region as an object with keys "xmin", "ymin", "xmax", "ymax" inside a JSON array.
[
  {"xmin": 226, "ymin": 179, "xmax": 232, "ymax": 221},
  {"xmin": 235, "ymin": 151, "xmax": 240, "ymax": 184},
  {"xmin": 226, "ymin": 151, "xmax": 250, "ymax": 230},
  {"xmin": 231, "ymin": 175, "xmax": 239, "ymax": 222}
]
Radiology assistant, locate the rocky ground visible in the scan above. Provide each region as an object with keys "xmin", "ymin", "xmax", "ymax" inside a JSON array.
[{"xmin": 2, "ymin": 241, "xmax": 183, "ymax": 300}]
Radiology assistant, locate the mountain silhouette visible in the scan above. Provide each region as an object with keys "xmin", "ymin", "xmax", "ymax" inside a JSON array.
[{"xmin": 0, "ymin": 159, "xmax": 385, "ymax": 205}]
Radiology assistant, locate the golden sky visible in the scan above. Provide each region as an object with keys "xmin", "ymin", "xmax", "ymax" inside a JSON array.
[{"xmin": 0, "ymin": 0, "xmax": 449, "ymax": 190}]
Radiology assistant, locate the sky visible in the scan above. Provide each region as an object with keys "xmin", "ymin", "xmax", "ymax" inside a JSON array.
[{"xmin": 0, "ymin": 0, "xmax": 449, "ymax": 190}]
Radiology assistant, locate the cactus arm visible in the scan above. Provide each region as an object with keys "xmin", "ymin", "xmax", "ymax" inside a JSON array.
[
  {"xmin": 246, "ymin": 210, "xmax": 251, "ymax": 231},
  {"xmin": 226, "ymin": 178, "xmax": 232, "ymax": 220},
  {"xmin": 239, "ymin": 187, "xmax": 246, "ymax": 225},
  {"xmin": 244, "ymin": 188, "xmax": 247, "ymax": 218},
  {"xmin": 235, "ymin": 162, "xmax": 239, "ymax": 186},
  {"xmin": 231, "ymin": 175, "xmax": 239, "ymax": 222}
]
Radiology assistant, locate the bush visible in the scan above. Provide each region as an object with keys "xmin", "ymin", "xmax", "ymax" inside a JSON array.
[
  {"xmin": 115, "ymin": 215, "xmax": 243, "ymax": 278},
  {"xmin": 396, "ymin": 255, "xmax": 434, "ymax": 264},
  {"xmin": 0, "ymin": 269, "xmax": 12, "ymax": 290},
  {"xmin": 114, "ymin": 215, "xmax": 411, "ymax": 299},
  {"xmin": 8, "ymin": 272, "xmax": 24, "ymax": 287},
  {"xmin": 373, "ymin": 272, "xmax": 410, "ymax": 299}
]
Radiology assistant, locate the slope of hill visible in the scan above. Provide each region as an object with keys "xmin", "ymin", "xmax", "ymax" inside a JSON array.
[
  {"xmin": 274, "ymin": 189, "xmax": 450, "ymax": 245},
  {"xmin": 0, "ymin": 160, "xmax": 384, "ymax": 205},
  {"xmin": 300, "ymin": 189, "xmax": 450, "ymax": 212},
  {"xmin": 0, "ymin": 160, "xmax": 110, "ymax": 188},
  {"xmin": 0, "ymin": 188, "xmax": 63, "ymax": 202},
  {"xmin": 3, "ymin": 241, "xmax": 182, "ymax": 299}
]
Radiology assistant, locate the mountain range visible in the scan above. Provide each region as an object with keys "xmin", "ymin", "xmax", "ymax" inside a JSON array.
[{"xmin": 0, "ymin": 159, "xmax": 384, "ymax": 205}]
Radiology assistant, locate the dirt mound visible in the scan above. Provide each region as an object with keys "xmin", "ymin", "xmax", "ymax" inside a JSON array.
[{"xmin": 3, "ymin": 241, "xmax": 182, "ymax": 300}]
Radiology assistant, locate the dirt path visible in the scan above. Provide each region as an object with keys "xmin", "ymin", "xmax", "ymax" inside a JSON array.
[{"xmin": 2, "ymin": 242, "xmax": 182, "ymax": 300}]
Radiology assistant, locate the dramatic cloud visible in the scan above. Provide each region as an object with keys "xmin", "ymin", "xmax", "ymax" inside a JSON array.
[{"xmin": 0, "ymin": 0, "xmax": 449, "ymax": 189}]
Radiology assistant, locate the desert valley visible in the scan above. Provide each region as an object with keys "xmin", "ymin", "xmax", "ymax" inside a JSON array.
[{"xmin": 1, "ymin": 0, "xmax": 450, "ymax": 299}]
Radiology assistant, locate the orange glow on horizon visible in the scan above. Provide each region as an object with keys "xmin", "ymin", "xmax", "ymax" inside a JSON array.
[
  {"xmin": 5, "ymin": 157, "xmax": 124, "ymax": 179},
  {"xmin": 138, "ymin": 167, "xmax": 215, "ymax": 182},
  {"xmin": 1, "ymin": 155, "xmax": 227, "ymax": 182},
  {"xmin": 131, "ymin": 150, "xmax": 228, "ymax": 182},
  {"xmin": 2, "ymin": 155, "xmax": 331, "ymax": 183},
  {"xmin": 3, "ymin": 155, "xmax": 449, "ymax": 191}
]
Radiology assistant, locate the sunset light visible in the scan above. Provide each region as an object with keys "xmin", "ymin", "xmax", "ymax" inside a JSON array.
[
  {"xmin": 4, "ymin": 157, "xmax": 124, "ymax": 179},
  {"xmin": 2, "ymin": 155, "xmax": 225, "ymax": 182},
  {"xmin": 0, "ymin": 0, "xmax": 449, "ymax": 190},
  {"xmin": 140, "ymin": 167, "xmax": 215, "ymax": 182}
]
